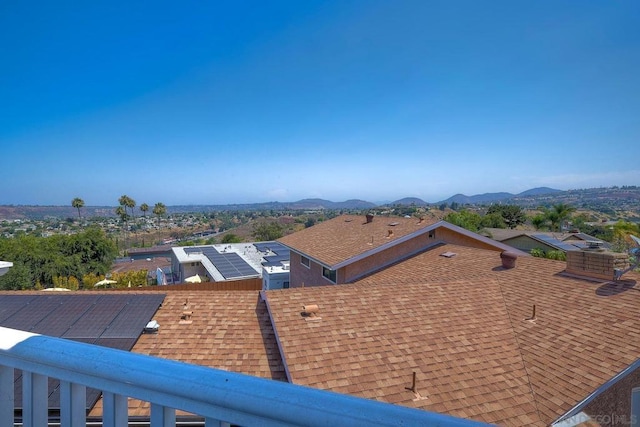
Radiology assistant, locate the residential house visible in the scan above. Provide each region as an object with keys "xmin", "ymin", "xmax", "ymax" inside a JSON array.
[
  {"xmin": 482, "ymin": 228, "xmax": 611, "ymax": 254},
  {"xmin": 2, "ymin": 222, "xmax": 640, "ymax": 425},
  {"xmin": 277, "ymin": 214, "xmax": 523, "ymax": 288}
]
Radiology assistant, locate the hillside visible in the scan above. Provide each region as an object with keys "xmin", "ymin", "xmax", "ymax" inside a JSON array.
[{"xmin": 0, "ymin": 186, "xmax": 637, "ymax": 220}]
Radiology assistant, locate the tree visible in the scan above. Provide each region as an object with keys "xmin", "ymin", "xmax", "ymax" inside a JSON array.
[
  {"xmin": 531, "ymin": 214, "xmax": 547, "ymax": 231},
  {"xmin": 252, "ymin": 221, "xmax": 284, "ymax": 241},
  {"xmin": 487, "ymin": 205, "xmax": 525, "ymax": 229},
  {"xmin": 119, "ymin": 195, "xmax": 136, "ymax": 219},
  {"xmin": 541, "ymin": 203, "xmax": 576, "ymax": 231},
  {"xmin": 153, "ymin": 202, "xmax": 167, "ymax": 224},
  {"xmin": 71, "ymin": 197, "xmax": 85, "ymax": 220},
  {"xmin": 140, "ymin": 203, "xmax": 149, "ymax": 217},
  {"xmin": 221, "ymin": 233, "xmax": 242, "ymax": 244},
  {"xmin": 444, "ymin": 210, "xmax": 482, "ymax": 232}
]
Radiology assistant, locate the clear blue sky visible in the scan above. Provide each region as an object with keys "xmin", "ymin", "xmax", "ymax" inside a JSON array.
[{"xmin": 1, "ymin": 1, "xmax": 639, "ymax": 206}]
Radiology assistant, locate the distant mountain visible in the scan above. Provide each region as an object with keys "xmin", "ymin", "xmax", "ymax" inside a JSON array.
[
  {"xmin": 389, "ymin": 197, "xmax": 429, "ymax": 206},
  {"xmin": 441, "ymin": 192, "xmax": 514, "ymax": 205},
  {"xmin": 516, "ymin": 187, "xmax": 563, "ymax": 197},
  {"xmin": 439, "ymin": 187, "xmax": 562, "ymax": 205},
  {"xmin": 286, "ymin": 198, "xmax": 376, "ymax": 210},
  {"xmin": 2, "ymin": 186, "xmax": 637, "ymax": 220}
]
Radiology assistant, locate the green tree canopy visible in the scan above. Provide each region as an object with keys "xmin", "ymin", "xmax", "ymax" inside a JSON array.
[
  {"xmin": 251, "ymin": 221, "xmax": 284, "ymax": 241},
  {"xmin": 140, "ymin": 203, "xmax": 149, "ymax": 217},
  {"xmin": 444, "ymin": 210, "xmax": 482, "ymax": 232},
  {"xmin": 221, "ymin": 233, "xmax": 242, "ymax": 244},
  {"xmin": 71, "ymin": 197, "xmax": 84, "ymax": 220},
  {"xmin": 487, "ymin": 205, "xmax": 526, "ymax": 229},
  {"xmin": 0, "ymin": 227, "xmax": 117, "ymax": 290}
]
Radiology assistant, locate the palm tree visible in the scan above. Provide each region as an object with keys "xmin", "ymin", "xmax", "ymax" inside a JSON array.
[
  {"xmin": 140, "ymin": 203, "xmax": 149, "ymax": 217},
  {"xmin": 551, "ymin": 203, "xmax": 576, "ymax": 232},
  {"xmin": 115, "ymin": 205, "xmax": 129, "ymax": 250},
  {"xmin": 540, "ymin": 203, "xmax": 576, "ymax": 232},
  {"xmin": 119, "ymin": 195, "xmax": 136, "ymax": 219},
  {"xmin": 153, "ymin": 202, "xmax": 167, "ymax": 228},
  {"xmin": 71, "ymin": 197, "xmax": 84, "ymax": 220}
]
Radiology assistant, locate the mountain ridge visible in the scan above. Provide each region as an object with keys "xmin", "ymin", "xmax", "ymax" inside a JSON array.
[{"xmin": 1, "ymin": 186, "xmax": 638, "ymax": 219}]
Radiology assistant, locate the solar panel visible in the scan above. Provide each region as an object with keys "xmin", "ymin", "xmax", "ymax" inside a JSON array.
[
  {"xmin": 532, "ymin": 234, "xmax": 579, "ymax": 252},
  {"xmin": 0, "ymin": 294, "xmax": 165, "ymax": 411},
  {"xmin": 255, "ymin": 241, "xmax": 288, "ymax": 255},
  {"xmin": 185, "ymin": 246, "xmax": 258, "ymax": 279}
]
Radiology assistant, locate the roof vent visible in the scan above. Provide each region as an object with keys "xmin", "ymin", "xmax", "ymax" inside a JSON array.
[
  {"xmin": 388, "ymin": 222, "xmax": 399, "ymax": 226},
  {"xmin": 180, "ymin": 300, "xmax": 193, "ymax": 324},
  {"xmin": 500, "ymin": 251, "xmax": 518, "ymax": 269},
  {"xmin": 144, "ymin": 320, "xmax": 159, "ymax": 333},
  {"xmin": 301, "ymin": 304, "xmax": 321, "ymax": 322},
  {"xmin": 586, "ymin": 240, "xmax": 604, "ymax": 250},
  {"xmin": 440, "ymin": 251, "xmax": 456, "ymax": 258},
  {"xmin": 365, "ymin": 214, "xmax": 374, "ymax": 223}
]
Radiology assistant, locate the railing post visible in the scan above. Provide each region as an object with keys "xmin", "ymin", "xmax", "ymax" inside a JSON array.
[
  {"xmin": 150, "ymin": 403, "xmax": 176, "ymax": 427},
  {"xmin": 60, "ymin": 381, "xmax": 86, "ymax": 427},
  {"xmin": 632, "ymin": 387, "xmax": 640, "ymax": 427},
  {"xmin": 0, "ymin": 366, "xmax": 14, "ymax": 426},
  {"xmin": 103, "ymin": 392, "xmax": 128, "ymax": 427},
  {"xmin": 22, "ymin": 371, "xmax": 48, "ymax": 427},
  {"xmin": 205, "ymin": 418, "xmax": 231, "ymax": 427}
]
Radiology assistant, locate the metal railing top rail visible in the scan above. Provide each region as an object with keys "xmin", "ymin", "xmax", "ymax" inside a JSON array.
[{"xmin": 0, "ymin": 326, "xmax": 489, "ymax": 427}]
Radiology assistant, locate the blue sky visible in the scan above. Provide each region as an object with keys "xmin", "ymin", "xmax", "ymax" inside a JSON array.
[{"xmin": 1, "ymin": 1, "xmax": 639, "ymax": 206}]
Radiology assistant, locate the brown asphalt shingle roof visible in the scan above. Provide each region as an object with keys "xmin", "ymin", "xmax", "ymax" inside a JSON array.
[
  {"xmin": 89, "ymin": 290, "xmax": 285, "ymax": 417},
  {"xmin": 263, "ymin": 244, "xmax": 640, "ymax": 426},
  {"xmin": 278, "ymin": 214, "xmax": 436, "ymax": 266}
]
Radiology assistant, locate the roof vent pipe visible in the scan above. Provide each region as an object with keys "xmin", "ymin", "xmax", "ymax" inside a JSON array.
[
  {"xmin": 365, "ymin": 214, "xmax": 374, "ymax": 223},
  {"xmin": 500, "ymin": 251, "xmax": 518, "ymax": 269}
]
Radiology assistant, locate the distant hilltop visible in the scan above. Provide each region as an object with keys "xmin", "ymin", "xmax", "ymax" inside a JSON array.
[{"xmin": 0, "ymin": 186, "xmax": 638, "ymax": 220}]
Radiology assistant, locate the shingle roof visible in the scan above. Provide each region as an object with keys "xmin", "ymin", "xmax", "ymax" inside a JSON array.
[
  {"xmin": 277, "ymin": 214, "xmax": 437, "ymax": 266},
  {"xmin": 263, "ymin": 244, "xmax": 640, "ymax": 426},
  {"xmin": 89, "ymin": 290, "xmax": 285, "ymax": 417}
]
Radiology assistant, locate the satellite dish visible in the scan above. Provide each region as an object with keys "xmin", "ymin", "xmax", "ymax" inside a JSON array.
[{"xmin": 614, "ymin": 235, "xmax": 640, "ymax": 280}]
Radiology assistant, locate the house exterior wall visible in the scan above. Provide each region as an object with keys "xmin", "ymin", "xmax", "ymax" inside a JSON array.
[
  {"xmin": 499, "ymin": 235, "xmax": 553, "ymax": 254},
  {"xmin": 437, "ymin": 227, "xmax": 509, "ymax": 252},
  {"xmin": 262, "ymin": 268, "xmax": 290, "ymax": 290},
  {"xmin": 289, "ymin": 251, "xmax": 336, "ymax": 288},
  {"xmin": 342, "ymin": 231, "xmax": 439, "ymax": 282}
]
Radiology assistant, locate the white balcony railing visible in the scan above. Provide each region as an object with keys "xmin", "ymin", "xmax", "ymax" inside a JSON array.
[{"xmin": 0, "ymin": 326, "xmax": 489, "ymax": 427}]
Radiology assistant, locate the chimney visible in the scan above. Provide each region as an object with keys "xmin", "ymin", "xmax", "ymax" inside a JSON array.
[
  {"xmin": 387, "ymin": 229, "xmax": 394, "ymax": 238},
  {"xmin": 365, "ymin": 214, "xmax": 374, "ymax": 223},
  {"xmin": 566, "ymin": 247, "xmax": 629, "ymax": 281},
  {"xmin": 500, "ymin": 251, "xmax": 518, "ymax": 269}
]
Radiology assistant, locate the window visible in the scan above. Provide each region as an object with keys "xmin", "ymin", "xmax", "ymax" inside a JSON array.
[
  {"xmin": 283, "ymin": 281, "xmax": 290, "ymax": 289},
  {"xmin": 301, "ymin": 256, "xmax": 310, "ymax": 268},
  {"xmin": 428, "ymin": 230, "xmax": 436, "ymax": 239},
  {"xmin": 322, "ymin": 267, "xmax": 337, "ymax": 283}
]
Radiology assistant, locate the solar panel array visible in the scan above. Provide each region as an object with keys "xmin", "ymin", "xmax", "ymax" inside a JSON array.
[
  {"xmin": 0, "ymin": 293, "xmax": 165, "ymax": 411},
  {"xmin": 185, "ymin": 246, "xmax": 258, "ymax": 279},
  {"xmin": 532, "ymin": 234, "xmax": 579, "ymax": 252},
  {"xmin": 254, "ymin": 241, "xmax": 291, "ymax": 266}
]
